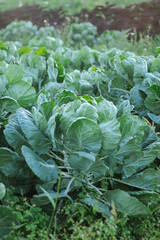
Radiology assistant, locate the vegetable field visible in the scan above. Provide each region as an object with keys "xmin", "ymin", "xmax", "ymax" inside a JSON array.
[{"xmin": 0, "ymin": 18, "xmax": 160, "ymax": 239}]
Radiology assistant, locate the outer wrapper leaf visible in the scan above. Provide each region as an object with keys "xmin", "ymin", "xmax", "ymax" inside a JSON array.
[
  {"xmin": 22, "ymin": 146, "xmax": 58, "ymax": 181},
  {"xmin": 17, "ymin": 108, "xmax": 51, "ymax": 154},
  {"xmin": 103, "ymin": 189, "xmax": 148, "ymax": 215}
]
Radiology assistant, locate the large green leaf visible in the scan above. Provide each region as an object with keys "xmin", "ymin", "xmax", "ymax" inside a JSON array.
[
  {"xmin": 82, "ymin": 196, "xmax": 111, "ymax": 217},
  {"xmin": 148, "ymin": 113, "xmax": 160, "ymax": 125},
  {"xmin": 128, "ymin": 191, "xmax": 160, "ymax": 211},
  {"xmin": 0, "ymin": 75, "xmax": 7, "ymax": 97},
  {"xmin": 117, "ymin": 100, "xmax": 134, "ymax": 118},
  {"xmin": 5, "ymin": 80, "xmax": 36, "ymax": 108},
  {"xmin": 31, "ymin": 190, "xmax": 70, "ymax": 206},
  {"xmin": 60, "ymin": 100, "xmax": 81, "ymax": 134},
  {"xmin": 144, "ymin": 73, "xmax": 160, "ymax": 87},
  {"xmin": 76, "ymin": 103, "xmax": 98, "ymax": 123},
  {"xmin": 0, "ymin": 182, "xmax": 5, "ymax": 200},
  {"xmin": 122, "ymin": 57, "xmax": 135, "ymax": 79},
  {"xmin": 133, "ymin": 57, "xmax": 148, "ymax": 80},
  {"xmin": 0, "ymin": 96, "xmax": 20, "ymax": 114},
  {"xmin": 145, "ymin": 85, "xmax": 160, "ymax": 114},
  {"xmin": 112, "ymin": 53, "xmax": 128, "ymax": 79},
  {"xmin": 68, "ymin": 151, "xmax": 95, "ymax": 173},
  {"xmin": 39, "ymin": 100, "xmax": 55, "ymax": 121},
  {"xmin": 0, "ymin": 147, "xmax": 31, "ymax": 178},
  {"xmin": 122, "ymin": 141, "xmax": 160, "ymax": 177},
  {"xmin": 119, "ymin": 169, "xmax": 160, "ymax": 192},
  {"xmin": 96, "ymin": 98, "xmax": 117, "ymax": 123},
  {"xmin": 66, "ymin": 117, "xmax": 102, "ymax": 153},
  {"xmin": 22, "ymin": 146, "xmax": 58, "ymax": 181},
  {"xmin": 103, "ymin": 189, "xmax": 148, "ymax": 215},
  {"xmin": 4, "ymin": 64, "xmax": 24, "ymax": 83},
  {"xmin": 0, "ymin": 206, "xmax": 18, "ymax": 239},
  {"xmin": 99, "ymin": 119, "xmax": 121, "ymax": 155},
  {"xmin": 56, "ymin": 90, "xmax": 77, "ymax": 106},
  {"xmin": 17, "ymin": 108, "xmax": 51, "ymax": 154},
  {"xmin": 119, "ymin": 114, "xmax": 147, "ymax": 143},
  {"xmin": 130, "ymin": 86, "xmax": 147, "ymax": 117},
  {"xmin": 135, "ymin": 142, "xmax": 160, "ymax": 170},
  {"xmin": 88, "ymin": 161, "xmax": 108, "ymax": 181},
  {"xmin": 4, "ymin": 114, "xmax": 30, "ymax": 155},
  {"xmin": 32, "ymin": 107, "xmax": 48, "ymax": 134},
  {"xmin": 0, "ymin": 171, "xmax": 32, "ymax": 195}
]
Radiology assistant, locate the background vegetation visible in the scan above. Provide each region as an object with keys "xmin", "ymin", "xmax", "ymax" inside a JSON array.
[
  {"xmin": 0, "ymin": 0, "xmax": 152, "ymax": 13},
  {"xmin": 0, "ymin": 0, "xmax": 160, "ymax": 239}
]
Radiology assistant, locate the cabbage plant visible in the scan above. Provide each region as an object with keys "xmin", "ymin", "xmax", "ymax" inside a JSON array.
[{"xmin": 1, "ymin": 93, "xmax": 160, "ymax": 217}]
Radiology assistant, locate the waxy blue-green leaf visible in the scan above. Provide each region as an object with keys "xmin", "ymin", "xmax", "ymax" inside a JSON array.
[
  {"xmin": 0, "ymin": 147, "xmax": 31, "ymax": 178},
  {"xmin": 143, "ymin": 73, "xmax": 160, "ymax": 86},
  {"xmin": 60, "ymin": 100, "xmax": 81, "ymax": 134},
  {"xmin": 117, "ymin": 100, "xmax": 134, "ymax": 118},
  {"xmin": 68, "ymin": 151, "xmax": 96, "ymax": 172},
  {"xmin": 99, "ymin": 119, "xmax": 121, "ymax": 155},
  {"xmin": 119, "ymin": 169, "xmax": 160, "ymax": 192},
  {"xmin": 5, "ymin": 80, "xmax": 36, "ymax": 108},
  {"xmin": 148, "ymin": 113, "xmax": 160, "ymax": 125},
  {"xmin": 133, "ymin": 57, "xmax": 148, "ymax": 80},
  {"xmin": 66, "ymin": 117, "xmax": 102, "ymax": 153},
  {"xmin": 31, "ymin": 190, "xmax": 70, "ymax": 206},
  {"xmin": 145, "ymin": 85, "xmax": 160, "ymax": 114},
  {"xmin": 103, "ymin": 189, "xmax": 148, "ymax": 215},
  {"xmin": 76, "ymin": 102, "xmax": 98, "ymax": 123},
  {"xmin": 0, "ymin": 182, "xmax": 5, "ymax": 200},
  {"xmin": 32, "ymin": 107, "xmax": 48, "ymax": 134},
  {"xmin": 40, "ymin": 100, "xmax": 55, "ymax": 121},
  {"xmin": 0, "ymin": 206, "xmax": 18, "ymax": 239},
  {"xmin": 83, "ymin": 197, "xmax": 111, "ymax": 217},
  {"xmin": 96, "ymin": 98, "xmax": 117, "ymax": 123},
  {"xmin": 0, "ymin": 96, "xmax": 20, "ymax": 113},
  {"xmin": 122, "ymin": 57, "xmax": 135, "ymax": 79},
  {"xmin": 0, "ymin": 75, "xmax": 7, "ymax": 97},
  {"xmin": 88, "ymin": 161, "xmax": 108, "ymax": 180},
  {"xmin": 4, "ymin": 64, "xmax": 24, "ymax": 83},
  {"xmin": 119, "ymin": 114, "xmax": 147, "ymax": 143},
  {"xmin": 4, "ymin": 114, "xmax": 30, "ymax": 155},
  {"xmin": 56, "ymin": 90, "xmax": 77, "ymax": 106},
  {"xmin": 47, "ymin": 57, "xmax": 58, "ymax": 82},
  {"xmin": 122, "ymin": 141, "xmax": 160, "ymax": 177},
  {"xmin": 140, "ymin": 125, "xmax": 158, "ymax": 148},
  {"xmin": 112, "ymin": 53, "xmax": 128, "ymax": 79},
  {"xmin": 116, "ymin": 138, "xmax": 142, "ymax": 159},
  {"xmin": 130, "ymin": 86, "xmax": 147, "ymax": 117},
  {"xmin": 0, "ymin": 171, "xmax": 32, "ymax": 195},
  {"xmin": 128, "ymin": 191, "xmax": 160, "ymax": 211},
  {"xmin": 22, "ymin": 146, "xmax": 58, "ymax": 181},
  {"xmin": 17, "ymin": 108, "xmax": 51, "ymax": 154},
  {"xmin": 79, "ymin": 80, "xmax": 93, "ymax": 95}
]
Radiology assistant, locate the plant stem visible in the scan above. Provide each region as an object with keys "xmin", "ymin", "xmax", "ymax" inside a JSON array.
[{"xmin": 46, "ymin": 172, "xmax": 62, "ymax": 237}]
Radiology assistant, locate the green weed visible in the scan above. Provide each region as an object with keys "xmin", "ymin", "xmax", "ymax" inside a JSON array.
[{"xmin": 3, "ymin": 191, "xmax": 160, "ymax": 240}]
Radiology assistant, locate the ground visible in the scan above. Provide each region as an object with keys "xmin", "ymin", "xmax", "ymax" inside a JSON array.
[{"xmin": 0, "ymin": 0, "xmax": 160, "ymax": 37}]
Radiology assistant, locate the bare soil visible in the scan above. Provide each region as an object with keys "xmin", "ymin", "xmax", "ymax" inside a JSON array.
[{"xmin": 0, "ymin": 1, "xmax": 160, "ymax": 36}]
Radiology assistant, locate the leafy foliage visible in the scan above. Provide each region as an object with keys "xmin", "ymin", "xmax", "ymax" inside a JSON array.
[{"xmin": 1, "ymin": 20, "xmax": 160, "ymax": 239}]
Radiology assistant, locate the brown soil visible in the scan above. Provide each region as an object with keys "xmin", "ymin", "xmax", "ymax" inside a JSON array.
[{"xmin": 0, "ymin": 1, "xmax": 160, "ymax": 36}]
